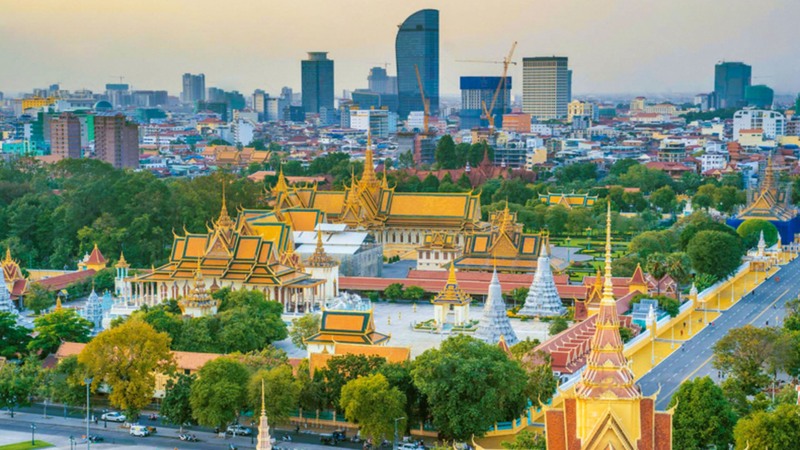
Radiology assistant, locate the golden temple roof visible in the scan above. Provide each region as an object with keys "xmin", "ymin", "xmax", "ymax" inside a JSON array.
[
  {"xmin": 431, "ymin": 262, "xmax": 472, "ymax": 305},
  {"xmin": 306, "ymin": 229, "xmax": 338, "ymax": 268}
]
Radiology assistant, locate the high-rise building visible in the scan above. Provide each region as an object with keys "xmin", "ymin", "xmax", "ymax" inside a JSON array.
[
  {"xmin": 50, "ymin": 112, "xmax": 82, "ymax": 161},
  {"xmin": 459, "ymin": 76, "xmax": 511, "ymax": 129},
  {"xmin": 368, "ymin": 67, "xmax": 397, "ymax": 95},
  {"xmin": 181, "ymin": 73, "xmax": 206, "ymax": 104},
  {"xmin": 253, "ymin": 89, "xmax": 267, "ymax": 121},
  {"xmin": 301, "ymin": 52, "xmax": 334, "ymax": 114},
  {"xmin": 94, "ymin": 113, "xmax": 139, "ymax": 169},
  {"xmin": 522, "ymin": 56, "xmax": 570, "ymax": 119},
  {"xmin": 745, "ymin": 85, "xmax": 774, "ymax": 109},
  {"xmin": 714, "ymin": 62, "xmax": 751, "ymax": 109},
  {"xmin": 395, "ymin": 9, "xmax": 439, "ymax": 119}
]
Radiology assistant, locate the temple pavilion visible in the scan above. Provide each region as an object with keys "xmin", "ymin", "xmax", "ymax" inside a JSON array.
[
  {"xmin": 2, "ymin": 249, "xmax": 27, "ymax": 300},
  {"xmin": 538, "ymin": 191, "xmax": 598, "ymax": 208},
  {"xmin": 268, "ymin": 140, "xmax": 482, "ymax": 249},
  {"xmin": 430, "ymin": 262, "xmax": 472, "ymax": 327},
  {"xmin": 304, "ymin": 293, "xmax": 390, "ymax": 355},
  {"xmin": 544, "ymin": 204, "xmax": 672, "ymax": 450},
  {"xmin": 454, "ymin": 204, "xmax": 545, "ymax": 273},
  {"xmin": 727, "ymin": 155, "xmax": 800, "ymax": 244},
  {"xmin": 122, "ymin": 191, "xmax": 329, "ymax": 313}
]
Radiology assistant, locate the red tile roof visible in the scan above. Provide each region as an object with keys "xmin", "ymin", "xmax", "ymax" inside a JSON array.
[{"xmin": 38, "ymin": 269, "xmax": 96, "ymax": 291}]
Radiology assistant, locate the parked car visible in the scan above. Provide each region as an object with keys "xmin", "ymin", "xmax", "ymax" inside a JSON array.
[
  {"xmin": 226, "ymin": 424, "xmax": 252, "ymax": 436},
  {"xmin": 129, "ymin": 425, "xmax": 150, "ymax": 437},
  {"xmin": 86, "ymin": 435, "xmax": 104, "ymax": 443},
  {"xmin": 101, "ymin": 411, "xmax": 126, "ymax": 422}
]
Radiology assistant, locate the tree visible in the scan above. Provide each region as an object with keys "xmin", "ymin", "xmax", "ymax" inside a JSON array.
[
  {"xmin": 28, "ymin": 308, "xmax": 93, "ymax": 357},
  {"xmin": 50, "ymin": 355, "xmax": 89, "ymax": 409},
  {"xmin": 403, "ymin": 286, "xmax": 425, "ymax": 301},
  {"xmin": 713, "ymin": 325, "xmax": 782, "ymax": 394},
  {"xmin": 161, "ymin": 373, "xmax": 195, "ymax": 432},
  {"xmin": 733, "ymin": 404, "xmax": 800, "ymax": 450},
  {"xmin": 190, "ymin": 357, "xmax": 251, "ymax": 428},
  {"xmin": 519, "ymin": 350, "xmax": 558, "ymax": 408},
  {"xmin": 629, "ymin": 230, "xmax": 676, "ymax": 260},
  {"xmin": 687, "ymin": 230, "xmax": 744, "ymax": 279},
  {"xmin": 650, "ymin": 185, "xmax": 676, "ymax": 212},
  {"xmin": 397, "ymin": 151, "xmax": 415, "ymax": 169},
  {"xmin": 420, "ymin": 173, "xmax": 440, "ymax": 192},
  {"xmin": 501, "ymin": 430, "xmax": 547, "ymax": 450},
  {"xmin": 79, "ymin": 318, "xmax": 174, "ymax": 420},
  {"xmin": 668, "ymin": 376, "xmax": 736, "ymax": 450},
  {"xmin": 736, "ymin": 219, "xmax": 779, "ymax": 249},
  {"xmin": 0, "ymin": 312, "xmax": 31, "ymax": 359},
  {"xmin": 378, "ymin": 362, "xmax": 427, "ymax": 429},
  {"xmin": 23, "ymin": 282, "xmax": 54, "ymax": 314},
  {"xmin": 435, "ymin": 135, "xmax": 457, "ymax": 169},
  {"xmin": 340, "ymin": 373, "xmax": 406, "ymax": 442},
  {"xmin": 411, "ymin": 335, "xmax": 528, "ymax": 441},
  {"xmin": 316, "ymin": 354, "xmax": 387, "ymax": 410},
  {"xmin": 249, "ymin": 365, "xmax": 300, "ymax": 424},
  {"xmin": 384, "ymin": 283, "xmax": 404, "ymax": 301},
  {"xmin": 0, "ymin": 356, "xmax": 41, "ymax": 416},
  {"xmin": 509, "ymin": 338, "xmax": 539, "ymax": 361},
  {"xmin": 289, "ymin": 314, "xmax": 320, "ymax": 350},
  {"xmin": 544, "ymin": 205, "xmax": 569, "ymax": 234},
  {"xmin": 229, "ymin": 346, "xmax": 289, "ymax": 373},
  {"xmin": 549, "ymin": 317, "xmax": 569, "ymax": 335}
]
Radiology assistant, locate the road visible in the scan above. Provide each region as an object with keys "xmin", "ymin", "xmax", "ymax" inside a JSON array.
[
  {"xmin": 639, "ymin": 257, "xmax": 800, "ymax": 409},
  {"xmin": 0, "ymin": 409, "xmax": 361, "ymax": 450}
]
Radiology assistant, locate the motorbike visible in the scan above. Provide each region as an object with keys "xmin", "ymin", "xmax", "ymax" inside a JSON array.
[
  {"xmin": 179, "ymin": 433, "xmax": 198, "ymax": 442},
  {"xmin": 281, "ymin": 435, "xmax": 292, "ymax": 442}
]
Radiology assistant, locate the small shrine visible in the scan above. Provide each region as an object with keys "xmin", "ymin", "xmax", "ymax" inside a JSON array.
[
  {"xmin": 78, "ymin": 243, "xmax": 108, "ymax": 272},
  {"xmin": 431, "ymin": 262, "xmax": 472, "ymax": 327},
  {"xmin": 82, "ymin": 288, "xmax": 104, "ymax": 335},
  {"xmin": 304, "ymin": 293, "xmax": 390, "ymax": 355},
  {"xmin": 177, "ymin": 264, "xmax": 220, "ymax": 318}
]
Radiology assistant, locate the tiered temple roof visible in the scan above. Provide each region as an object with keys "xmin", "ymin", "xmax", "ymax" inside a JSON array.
[
  {"xmin": 538, "ymin": 191, "xmax": 598, "ymax": 208},
  {"xmin": 454, "ymin": 204, "xmax": 544, "ymax": 273},
  {"xmin": 0, "ymin": 265, "xmax": 19, "ymax": 318},
  {"xmin": 474, "ymin": 269, "xmax": 518, "ymax": 346},
  {"xmin": 305, "ymin": 306, "xmax": 390, "ymax": 347},
  {"xmin": 177, "ymin": 263, "xmax": 220, "ymax": 317},
  {"xmin": 2, "ymin": 249, "xmax": 27, "ymax": 299},
  {"xmin": 269, "ymin": 144, "xmax": 482, "ymax": 233},
  {"xmin": 518, "ymin": 236, "xmax": 566, "ymax": 317},
  {"xmin": 431, "ymin": 263, "xmax": 471, "ymax": 306},
  {"xmin": 82, "ymin": 288, "xmax": 104, "ymax": 335},
  {"xmin": 306, "ymin": 230, "xmax": 338, "ymax": 268}
]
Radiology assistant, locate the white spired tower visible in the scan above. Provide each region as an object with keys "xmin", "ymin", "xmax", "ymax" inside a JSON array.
[
  {"xmin": 256, "ymin": 379, "xmax": 272, "ymax": 450},
  {"xmin": 518, "ymin": 236, "xmax": 566, "ymax": 317},
  {"xmin": 474, "ymin": 269, "xmax": 519, "ymax": 346}
]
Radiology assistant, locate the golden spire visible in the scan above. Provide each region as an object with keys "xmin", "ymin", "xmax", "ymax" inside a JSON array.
[
  {"xmin": 3, "ymin": 248, "xmax": 11, "ymax": 263},
  {"xmin": 216, "ymin": 181, "xmax": 234, "ymax": 229},
  {"xmin": 602, "ymin": 201, "xmax": 614, "ymax": 304},
  {"xmin": 274, "ymin": 165, "xmax": 289, "ymax": 192},
  {"xmin": 55, "ymin": 296, "xmax": 62, "ymax": 311},
  {"xmin": 381, "ymin": 164, "xmax": 389, "ymax": 189},
  {"xmin": 306, "ymin": 229, "xmax": 336, "ymax": 267},
  {"xmin": 115, "ymin": 251, "xmax": 129, "ymax": 269},
  {"xmin": 432, "ymin": 261, "xmax": 471, "ymax": 306},
  {"xmin": 361, "ymin": 131, "xmax": 378, "ymax": 188},
  {"xmin": 447, "ymin": 261, "xmax": 457, "ymax": 285},
  {"xmin": 261, "ymin": 378, "xmax": 266, "ymax": 417}
]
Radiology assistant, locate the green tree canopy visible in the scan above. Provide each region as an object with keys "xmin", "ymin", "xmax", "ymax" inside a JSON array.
[
  {"xmin": 736, "ymin": 219, "xmax": 779, "ymax": 249},
  {"xmin": 315, "ymin": 354, "xmax": 387, "ymax": 410},
  {"xmin": 0, "ymin": 312, "xmax": 31, "ymax": 359},
  {"xmin": 161, "ymin": 373, "xmax": 195, "ymax": 432},
  {"xmin": 290, "ymin": 314, "xmax": 321, "ymax": 350},
  {"xmin": 733, "ymin": 404, "xmax": 800, "ymax": 450},
  {"xmin": 340, "ymin": 373, "xmax": 406, "ymax": 442},
  {"xmin": 411, "ymin": 335, "xmax": 528, "ymax": 441},
  {"xmin": 434, "ymin": 135, "xmax": 457, "ymax": 169},
  {"xmin": 190, "ymin": 357, "xmax": 251, "ymax": 428},
  {"xmin": 0, "ymin": 356, "xmax": 42, "ymax": 416},
  {"xmin": 687, "ymin": 230, "xmax": 744, "ymax": 279},
  {"xmin": 248, "ymin": 364, "xmax": 300, "ymax": 424},
  {"xmin": 712, "ymin": 325, "xmax": 783, "ymax": 394},
  {"xmin": 28, "ymin": 308, "xmax": 93, "ymax": 357},
  {"xmin": 668, "ymin": 376, "xmax": 736, "ymax": 450},
  {"xmin": 24, "ymin": 283, "xmax": 55, "ymax": 315}
]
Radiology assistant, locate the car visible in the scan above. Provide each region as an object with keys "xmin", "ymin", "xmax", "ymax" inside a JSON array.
[
  {"xmin": 101, "ymin": 411, "xmax": 126, "ymax": 422},
  {"xmin": 86, "ymin": 435, "xmax": 104, "ymax": 443},
  {"xmin": 226, "ymin": 424, "xmax": 252, "ymax": 436},
  {"xmin": 129, "ymin": 425, "xmax": 150, "ymax": 437}
]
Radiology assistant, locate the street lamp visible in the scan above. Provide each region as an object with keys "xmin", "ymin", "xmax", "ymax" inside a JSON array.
[
  {"xmin": 393, "ymin": 417, "xmax": 405, "ymax": 450},
  {"xmin": 30, "ymin": 423, "xmax": 36, "ymax": 445},
  {"xmin": 565, "ymin": 237, "xmax": 572, "ymax": 266},
  {"xmin": 69, "ymin": 436, "xmax": 75, "ymax": 450},
  {"xmin": 103, "ymin": 409, "xmax": 107, "ymax": 428},
  {"xmin": 85, "ymin": 377, "xmax": 93, "ymax": 450},
  {"xmin": 585, "ymin": 227, "xmax": 592, "ymax": 251}
]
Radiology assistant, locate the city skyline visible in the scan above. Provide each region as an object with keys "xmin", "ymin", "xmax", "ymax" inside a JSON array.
[{"xmin": 1, "ymin": 0, "xmax": 798, "ymax": 97}]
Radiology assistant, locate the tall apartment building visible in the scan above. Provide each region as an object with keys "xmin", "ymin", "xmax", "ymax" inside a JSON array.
[
  {"xmin": 714, "ymin": 62, "xmax": 751, "ymax": 109},
  {"xmin": 50, "ymin": 112, "xmax": 82, "ymax": 161},
  {"xmin": 94, "ymin": 113, "xmax": 139, "ymax": 169},
  {"xmin": 733, "ymin": 110, "xmax": 785, "ymax": 140},
  {"xmin": 395, "ymin": 9, "xmax": 439, "ymax": 119},
  {"xmin": 459, "ymin": 76, "xmax": 511, "ymax": 129},
  {"xmin": 181, "ymin": 73, "xmax": 206, "ymax": 104},
  {"xmin": 522, "ymin": 57, "xmax": 569, "ymax": 119},
  {"xmin": 368, "ymin": 67, "xmax": 398, "ymax": 95},
  {"xmin": 301, "ymin": 52, "xmax": 334, "ymax": 114},
  {"xmin": 567, "ymin": 100, "xmax": 597, "ymax": 123}
]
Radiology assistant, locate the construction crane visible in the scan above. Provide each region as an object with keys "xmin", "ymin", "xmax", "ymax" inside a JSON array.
[
  {"xmin": 480, "ymin": 41, "xmax": 517, "ymax": 130},
  {"xmin": 110, "ymin": 75, "xmax": 126, "ymax": 84},
  {"xmin": 371, "ymin": 62, "xmax": 392, "ymax": 70},
  {"xmin": 414, "ymin": 64, "xmax": 430, "ymax": 133}
]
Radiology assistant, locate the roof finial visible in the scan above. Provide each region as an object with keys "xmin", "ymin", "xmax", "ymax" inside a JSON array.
[
  {"xmin": 261, "ymin": 378, "xmax": 266, "ymax": 417},
  {"xmin": 447, "ymin": 261, "xmax": 457, "ymax": 284},
  {"xmin": 602, "ymin": 201, "xmax": 614, "ymax": 303}
]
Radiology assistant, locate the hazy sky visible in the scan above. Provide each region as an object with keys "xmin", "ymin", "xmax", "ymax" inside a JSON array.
[{"xmin": 2, "ymin": 0, "xmax": 798, "ymax": 97}]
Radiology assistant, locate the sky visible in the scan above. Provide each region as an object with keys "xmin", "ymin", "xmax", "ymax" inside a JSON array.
[{"xmin": 1, "ymin": 0, "xmax": 798, "ymax": 98}]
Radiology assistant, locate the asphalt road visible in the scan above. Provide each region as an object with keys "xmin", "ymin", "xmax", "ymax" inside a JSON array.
[
  {"xmin": 0, "ymin": 409, "xmax": 362, "ymax": 450},
  {"xmin": 639, "ymin": 257, "xmax": 800, "ymax": 410}
]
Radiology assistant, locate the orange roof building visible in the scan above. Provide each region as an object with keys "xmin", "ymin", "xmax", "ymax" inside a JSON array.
[
  {"xmin": 78, "ymin": 243, "xmax": 108, "ymax": 272},
  {"xmin": 544, "ymin": 204, "xmax": 673, "ymax": 450},
  {"xmin": 304, "ymin": 307, "xmax": 390, "ymax": 355}
]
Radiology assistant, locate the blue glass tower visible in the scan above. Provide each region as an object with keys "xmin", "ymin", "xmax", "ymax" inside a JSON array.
[{"xmin": 395, "ymin": 9, "xmax": 439, "ymax": 119}]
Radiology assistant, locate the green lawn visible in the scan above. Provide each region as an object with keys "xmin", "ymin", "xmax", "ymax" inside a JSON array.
[{"xmin": 0, "ymin": 442, "xmax": 53, "ymax": 450}]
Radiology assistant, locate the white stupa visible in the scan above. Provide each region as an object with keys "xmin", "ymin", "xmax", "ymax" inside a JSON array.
[
  {"xmin": 82, "ymin": 287, "xmax": 104, "ymax": 335},
  {"xmin": 474, "ymin": 269, "xmax": 519, "ymax": 346},
  {"xmin": 518, "ymin": 237, "xmax": 566, "ymax": 317}
]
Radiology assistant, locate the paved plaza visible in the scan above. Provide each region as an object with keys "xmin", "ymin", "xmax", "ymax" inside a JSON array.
[{"xmin": 278, "ymin": 301, "xmax": 552, "ymax": 358}]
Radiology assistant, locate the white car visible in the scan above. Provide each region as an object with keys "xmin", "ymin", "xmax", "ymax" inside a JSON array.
[
  {"xmin": 101, "ymin": 411, "xmax": 126, "ymax": 423},
  {"xmin": 226, "ymin": 424, "xmax": 252, "ymax": 436},
  {"xmin": 129, "ymin": 425, "xmax": 149, "ymax": 437}
]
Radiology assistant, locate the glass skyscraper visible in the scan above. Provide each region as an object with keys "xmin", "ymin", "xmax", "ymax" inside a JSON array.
[
  {"xmin": 714, "ymin": 62, "xmax": 751, "ymax": 109},
  {"xmin": 301, "ymin": 52, "xmax": 334, "ymax": 114},
  {"xmin": 395, "ymin": 9, "xmax": 439, "ymax": 120}
]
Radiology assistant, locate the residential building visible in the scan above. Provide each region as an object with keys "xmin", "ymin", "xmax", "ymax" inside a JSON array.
[
  {"xmin": 502, "ymin": 113, "xmax": 531, "ymax": 133},
  {"xmin": 301, "ymin": 52, "xmax": 334, "ymax": 114},
  {"xmin": 105, "ymin": 84, "xmax": 130, "ymax": 108},
  {"xmin": 656, "ymin": 142, "xmax": 686, "ymax": 163},
  {"xmin": 459, "ymin": 76, "xmax": 511, "ymax": 129},
  {"xmin": 50, "ymin": 112, "xmax": 82, "ymax": 161},
  {"xmin": 94, "ymin": 113, "xmax": 139, "ymax": 169},
  {"xmin": 630, "ymin": 97, "xmax": 646, "ymax": 112},
  {"xmin": 567, "ymin": 100, "xmax": 597, "ymax": 122},
  {"xmin": 714, "ymin": 62, "xmax": 751, "ymax": 109},
  {"xmin": 348, "ymin": 108, "xmax": 397, "ymax": 138},
  {"xmin": 395, "ymin": 9, "xmax": 439, "ymax": 119},
  {"xmin": 181, "ymin": 73, "xmax": 206, "ymax": 104},
  {"xmin": 733, "ymin": 109, "xmax": 785, "ymax": 140},
  {"xmin": 522, "ymin": 56, "xmax": 569, "ymax": 119}
]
